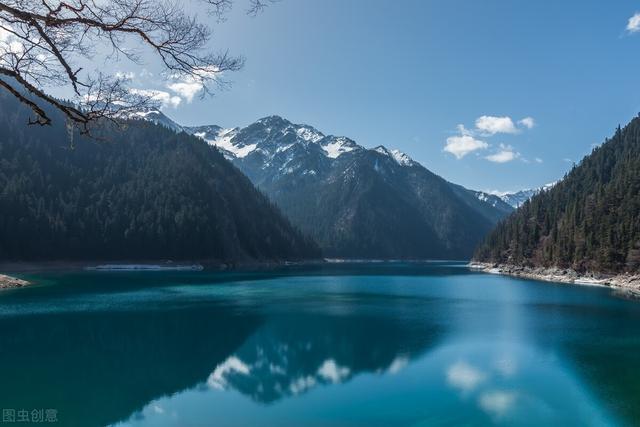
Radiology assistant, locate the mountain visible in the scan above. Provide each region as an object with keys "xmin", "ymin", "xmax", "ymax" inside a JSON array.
[
  {"xmin": 448, "ymin": 184, "xmax": 515, "ymax": 224},
  {"xmin": 474, "ymin": 116, "xmax": 640, "ymax": 273},
  {"xmin": 490, "ymin": 182, "xmax": 557, "ymax": 208},
  {"xmin": 185, "ymin": 115, "xmax": 513, "ymax": 259},
  {"xmin": 127, "ymin": 108, "xmax": 184, "ymax": 133},
  {"xmin": 0, "ymin": 95, "xmax": 319, "ymax": 262}
]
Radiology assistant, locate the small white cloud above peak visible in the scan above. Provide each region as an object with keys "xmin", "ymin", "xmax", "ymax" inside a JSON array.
[
  {"xmin": 444, "ymin": 129, "xmax": 489, "ymax": 159},
  {"xmin": 518, "ymin": 117, "xmax": 535, "ymax": 129},
  {"xmin": 475, "ymin": 116, "xmax": 519, "ymax": 135},
  {"xmin": 167, "ymin": 66, "xmax": 222, "ymax": 103},
  {"xmin": 457, "ymin": 124, "xmax": 474, "ymax": 136},
  {"xmin": 470, "ymin": 115, "xmax": 535, "ymax": 136},
  {"xmin": 627, "ymin": 12, "xmax": 640, "ymax": 34},
  {"xmin": 485, "ymin": 144, "xmax": 520, "ymax": 163},
  {"xmin": 445, "ymin": 115, "xmax": 534, "ymax": 160},
  {"xmin": 129, "ymin": 89, "xmax": 182, "ymax": 109}
]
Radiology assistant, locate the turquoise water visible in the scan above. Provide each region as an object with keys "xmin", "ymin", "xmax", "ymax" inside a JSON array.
[{"xmin": 0, "ymin": 262, "xmax": 639, "ymax": 426}]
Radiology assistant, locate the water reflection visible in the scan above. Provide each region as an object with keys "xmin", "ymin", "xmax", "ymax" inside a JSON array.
[
  {"xmin": 0, "ymin": 264, "xmax": 638, "ymax": 426},
  {"xmin": 0, "ymin": 307, "xmax": 262, "ymax": 427},
  {"xmin": 201, "ymin": 313, "xmax": 440, "ymax": 403}
]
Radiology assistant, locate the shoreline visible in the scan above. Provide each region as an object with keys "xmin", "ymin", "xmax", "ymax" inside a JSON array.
[
  {"xmin": 0, "ymin": 258, "xmax": 463, "ymax": 290},
  {"xmin": 0, "ymin": 259, "xmax": 324, "ymax": 289},
  {"xmin": 469, "ymin": 262, "xmax": 640, "ymax": 298},
  {"xmin": 0, "ymin": 259, "xmax": 325, "ymax": 273},
  {"xmin": 0, "ymin": 274, "xmax": 30, "ymax": 289}
]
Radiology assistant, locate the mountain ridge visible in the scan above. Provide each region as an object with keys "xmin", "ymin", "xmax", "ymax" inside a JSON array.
[
  {"xmin": 171, "ymin": 113, "xmax": 515, "ymax": 259},
  {"xmin": 489, "ymin": 182, "xmax": 557, "ymax": 209}
]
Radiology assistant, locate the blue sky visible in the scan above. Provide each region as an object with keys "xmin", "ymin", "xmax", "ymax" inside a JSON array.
[{"xmin": 109, "ymin": 0, "xmax": 640, "ymax": 192}]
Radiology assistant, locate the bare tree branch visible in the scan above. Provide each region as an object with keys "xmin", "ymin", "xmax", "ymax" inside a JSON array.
[{"xmin": 0, "ymin": 0, "xmax": 274, "ymax": 133}]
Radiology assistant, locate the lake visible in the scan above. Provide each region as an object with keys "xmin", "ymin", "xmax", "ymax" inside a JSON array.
[{"xmin": 0, "ymin": 262, "xmax": 638, "ymax": 426}]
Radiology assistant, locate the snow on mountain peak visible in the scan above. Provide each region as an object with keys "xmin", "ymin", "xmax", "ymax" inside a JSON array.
[
  {"xmin": 390, "ymin": 149, "xmax": 415, "ymax": 166},
  {"xmin": 126, "ymin": 108, "xmax": 183, "ymax": 132},
  {"xmin": 129, "ymin": 109, "xmax": 162, "ymax": 118},
  {"xmin": 295, "ymin": 126, "xmax": 324, "ymax": 143},
  {"xmin": 191, "ymin": 127, "xmax": 258, "ymax": 158},
  {"xmin": 373, "ymin": 146, "xmax": 415, "ymax": 166},
  {"xmin": 322, "ymin": 137, "xmax": 357, "ymax": 158},
  {"xmin": 488, "ymin": 181, "xmax": 559, "ymax": 208}
]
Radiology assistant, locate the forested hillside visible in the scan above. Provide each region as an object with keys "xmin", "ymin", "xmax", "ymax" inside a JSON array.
[
  {"xmin": 0, "ymin": 94, "xmax": 319, "ymax": 262},
  {"xmin": 474, "ymin": 115, "xmax": 640, "ymax": 273}
]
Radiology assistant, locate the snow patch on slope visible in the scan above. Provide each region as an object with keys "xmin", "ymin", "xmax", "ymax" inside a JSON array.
[
  {"xmin": 489, "ymin": 181, "xmax": 558, "ymax": 208},
  {"xmin": 296, "ymin": 126, "xmax": 324, "ymax": 143},
  {"xmin": 322, "ymin": 137, "xmax": 356, "ymax": 158},
  {"xmin": 390, "ymin": 149, "xmax": 415, "ymax": 166},
  {"xmin": 194, "ymin": 127, "xmax": 258, "ymax": 158},
  {"xmin": 374, "ymin": 146, "xmax": 415, "ymax": 166}
]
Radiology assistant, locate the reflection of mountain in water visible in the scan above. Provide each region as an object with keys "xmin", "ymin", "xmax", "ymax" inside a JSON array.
[
  {"xmin": 205, "ymin": 312, "xmax": 441, "ymax": 403},
  {"xmin": 0, "ymin": 307, "xmax": 262, "ymax": 427}
]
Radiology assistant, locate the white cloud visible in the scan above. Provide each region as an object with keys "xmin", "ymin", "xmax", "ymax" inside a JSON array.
[
  {"xmin": 485, "ymin": 144, "xmax": 520, "ymax": 163},
  {"xmin": 475, "ymin": 116, "xmax": 518, "ymax": 135},
  {"xmin": 0, "ymin": 26, "xmax": 11, "ymax": 42},
  {"xmin": 167, "ymin": 66, "xmax": 222, "ymax": 103},
  {"xmin": 478, "ymin": 390, "xmax": 517, "ymax": 418},
  {"xmin": 130, "ymin": 88, "xmax": 182, "ymax": 109},
  {"xmin": 115, "ymin": 71, "xmax": 136, "ymax": 81},
  {"xmin": 534, "ymin": 157, "xmax": 543, "ymax": 163},
  {"xmin": 167, "ymin": 80, "xmax": 203, "ymax": 103},
  {"xmin": 627, "ymin": 13, "xmax": 640, "ymax": 33},
  {"xmin": 445, "ymin": 115, "xmax": 534, "ymax": 159},
  {"xmin": 518, "ymin": 117, "xmax": 535, "ymax": 129},
  {"xmin": 0, "ymin": 26, "xmax": 25, "ymax": 60},
  {"xmin": 444, "ymin": 125, "xmax": 489, "ymax": 159},
  {"xmin": 446, "ymin": 361, "xmax": 486, "ymax": 392}
]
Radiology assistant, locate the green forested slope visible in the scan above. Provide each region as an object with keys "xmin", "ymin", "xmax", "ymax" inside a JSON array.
[
  {"xmin": 474, "ymin": 115, "xmax": 640, "ymax": 273},
  {"xmin": 0, "ymin": 93, "xmax": 319, "ymax": 262}
]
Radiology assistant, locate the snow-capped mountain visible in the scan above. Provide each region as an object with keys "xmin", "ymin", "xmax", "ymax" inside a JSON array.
[
  {"xmin": 127, "ymin": 110, "xmax": 513, "ymax": 258},
  {"xmin": 185, "ymin": 115, "xmax": 364, "ymax": 163},
  {"xmin": 490, "ymin": 182, "xmax": 557, "ymax": 208},
  {"xmin": 126, "ymin": 108, "xmax": 184, "ymax": 133},
  {"xmin": 181, "ymin": 115, "xmax": 513, "ymax": 259}
]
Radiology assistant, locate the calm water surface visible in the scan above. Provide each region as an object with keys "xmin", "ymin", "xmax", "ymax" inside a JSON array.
[{"xmin": 0, "ymin": 262, "xmax": 639, "ymax": 426}]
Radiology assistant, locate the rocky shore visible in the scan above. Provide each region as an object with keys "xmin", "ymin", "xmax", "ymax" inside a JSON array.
[
  {"xmin": 469, "ymin": 262, "xmax": 640, "ymax": 298},
  {"xmin": 0, "ymin": 274, "xmax": 31, "ymax": 289}
]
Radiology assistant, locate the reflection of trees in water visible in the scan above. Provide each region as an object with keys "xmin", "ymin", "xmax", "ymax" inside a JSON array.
[
  {"xmin": 0, "ymin": 307, "xmax": 262, "ymax": 427},
  {"xmin": 208, "ymin": 311, "xmax": 441, "ymax": 403},
  {"xmin": 0, "ymin": 285, "xmax": 444, "ymax": 426}
]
